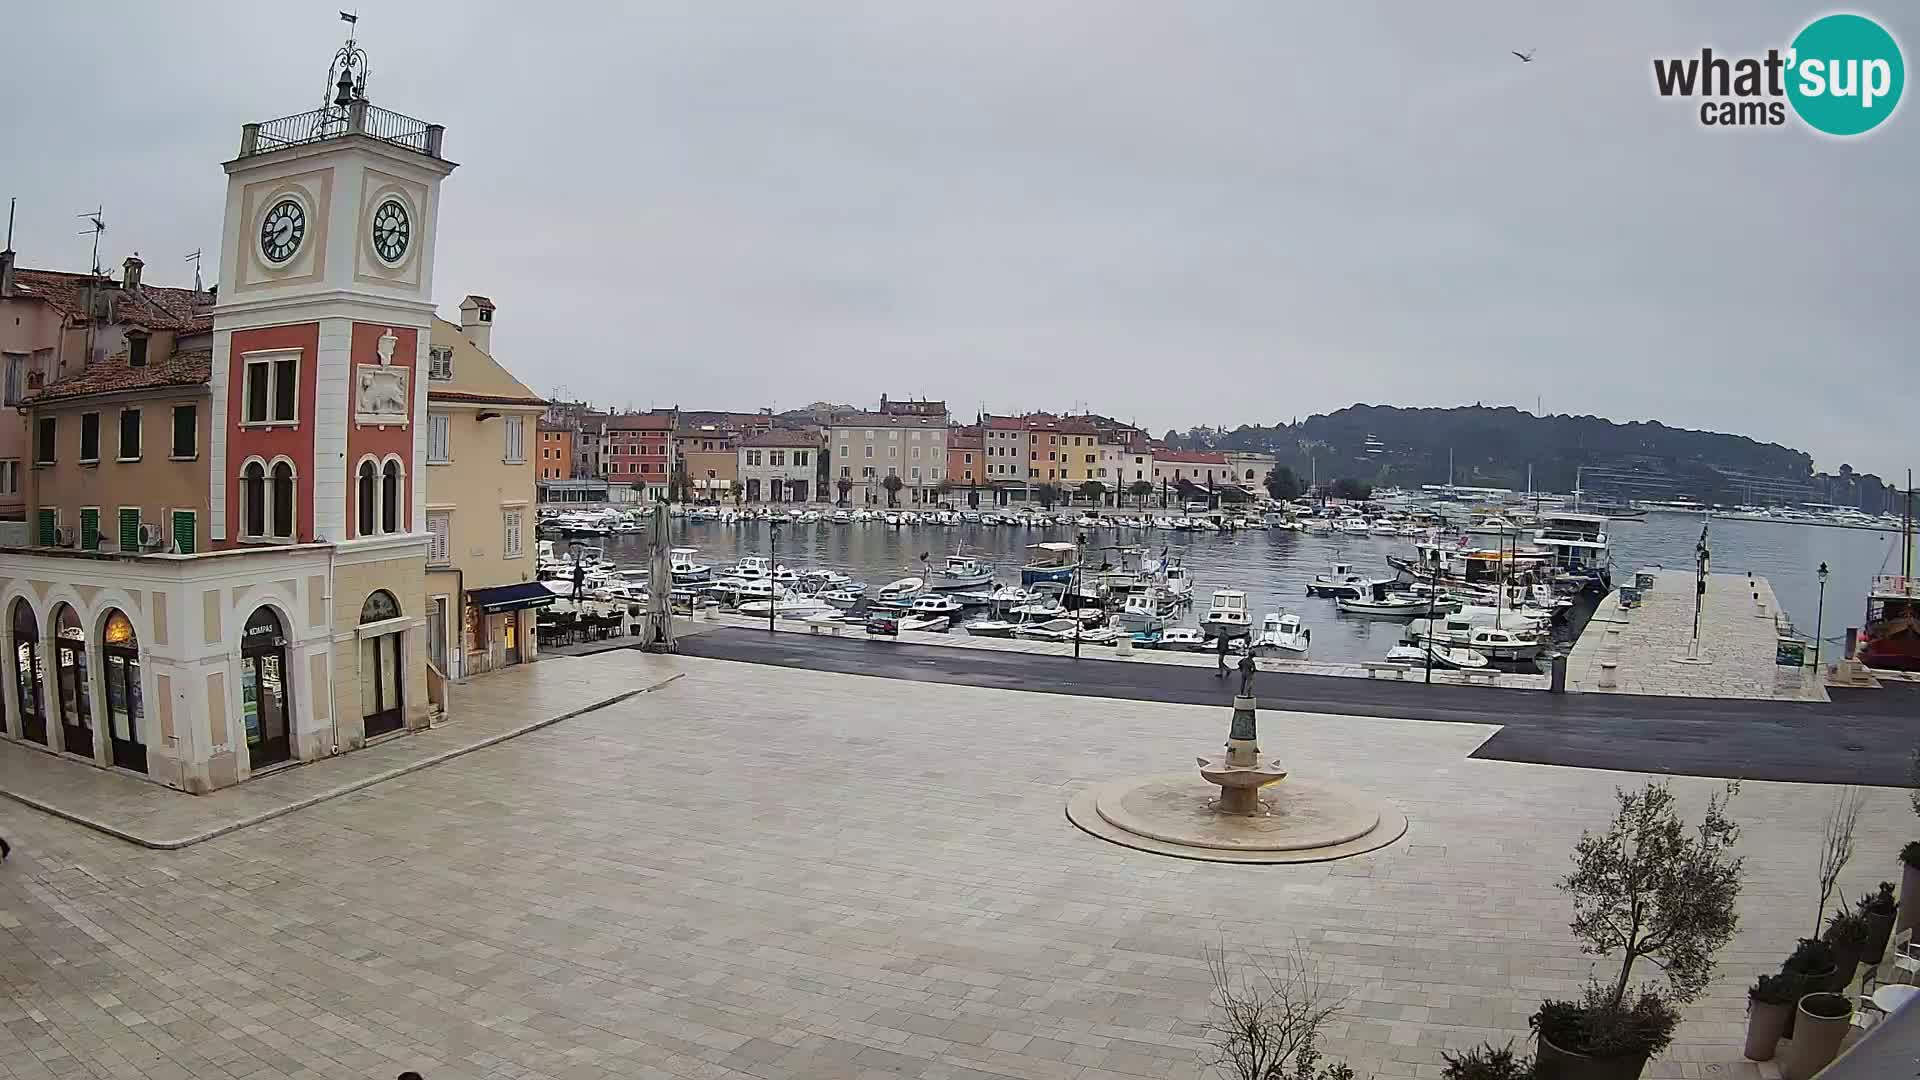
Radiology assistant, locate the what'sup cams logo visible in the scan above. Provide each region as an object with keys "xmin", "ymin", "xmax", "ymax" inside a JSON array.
[{"xmin": 1654, "ymin": 12, "xmax": 1904, "ymax": 135}]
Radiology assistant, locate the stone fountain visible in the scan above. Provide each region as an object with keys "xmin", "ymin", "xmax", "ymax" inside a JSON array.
[{"xmin": 1065, "ymin": 656, "xmax": 1407, "ymax": 864}]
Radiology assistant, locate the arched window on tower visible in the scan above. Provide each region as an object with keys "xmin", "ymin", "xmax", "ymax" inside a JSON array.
[
  {"xmin": 357, "ymin": 460, "xmax": 377, "ymax": 537},
  {"xmin": 381, "ymin": 460, "xmax": 402, "ymax": 534}
]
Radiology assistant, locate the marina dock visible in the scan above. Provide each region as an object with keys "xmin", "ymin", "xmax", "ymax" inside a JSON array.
[{"xmin": 1564, "ymin": 568, "xmax": 1828, "ymax": 701}]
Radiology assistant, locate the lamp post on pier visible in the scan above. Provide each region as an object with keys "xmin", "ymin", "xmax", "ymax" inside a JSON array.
[
  {"xmin": 1676, "ymin": 522, "xmax": 1712, "ymax": 664},
  {"xmin": 1813, "ymin": 561, "xmax": 1829, "ymax": 671}
]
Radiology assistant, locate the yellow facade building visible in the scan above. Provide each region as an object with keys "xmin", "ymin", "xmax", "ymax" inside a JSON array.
[{"xmin": 424, "ymin": 302, "xmax": 548, "ymax": 681}]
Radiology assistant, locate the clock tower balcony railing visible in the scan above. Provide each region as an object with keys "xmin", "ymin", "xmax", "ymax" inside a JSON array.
[{"xmin": 239, "ymin": 99, "xmax": 445, "ymax": 161}]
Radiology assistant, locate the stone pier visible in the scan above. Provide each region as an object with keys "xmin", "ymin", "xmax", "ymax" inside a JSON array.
[{"xmin": 1565, "ymin": 568, "xmax": 1828, "ymax": 701}]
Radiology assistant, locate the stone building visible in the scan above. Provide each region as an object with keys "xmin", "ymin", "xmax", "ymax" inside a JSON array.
[
  {"xmin": 0, "ymin": 37, "xmax": 451, "ymax": 791},
  {"xmin": 738, "ymin": 429, "xmax": 821, "ymax": 503}
]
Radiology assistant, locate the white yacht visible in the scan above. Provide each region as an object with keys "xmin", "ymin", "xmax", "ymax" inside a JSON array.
[
  {"xmin": 874, "ymin": 576, "xmax": 926, "ymax": 606},
  {"xmin": 907, "ymin": 594, "xmax": 964, "ymax": 618},
  {"xmin": 1409, "ymin": 619, "xmax": 1547, "ymax": 661}
]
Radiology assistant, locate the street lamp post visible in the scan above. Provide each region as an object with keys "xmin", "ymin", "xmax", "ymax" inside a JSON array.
[
  {"xmin": 1686, "ymin": 522, "xmax": 1710, "ymax": 660},
  {"xmin": 767, "ymin": 519, "xmax": 779, "ymax": 635},
  {"xmin": 1813, "ymin": 561, "xmax": 1829, "ymax": 671},
  {"xmin": 1424, "ymin": 548, "xmax": 1439, "ymax": 684},
  {"xmin": 1072, "ymin": 531, "xmax": 1087, "ymax": 660}
]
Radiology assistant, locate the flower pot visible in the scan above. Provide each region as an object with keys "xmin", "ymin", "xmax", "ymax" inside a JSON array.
[
  {"xmin": 1900, "ymin": 861, "xmax": 1920, "ymax": 935},
  {"xmin": 1778, "ymin": 965, "xmax": 1834, "ymax": 1039},
  {"xmin": 1783, "ymin": 993, "xmax": 1852, "ymax": 1080},
  {"xmin": 1826, "ymin": 943, "xmax": 1862, "ymax": 992},
  {"xmin": 1865, "ymin": 909, "xmax": 1896, "ymax": 966},
  {"xmin": 1743, "ymin": 998, "xmax": 1792, "ymax": 1061},
  {"xmin": 1535, "ymin": 1032, "xmax": 1650, "ymax": 1080}
]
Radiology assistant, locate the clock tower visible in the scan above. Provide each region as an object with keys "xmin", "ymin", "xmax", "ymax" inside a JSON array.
[
  {"xmin": 209, "ymin": 24, "xmax": 456, "ymax": 746},
  {"xmin": 210, "ymin": 26, "xmax": 455, "ymax": 549}
]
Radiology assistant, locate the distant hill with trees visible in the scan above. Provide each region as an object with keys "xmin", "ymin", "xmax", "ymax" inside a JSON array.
[{"xmin": 1160, "ymin": 404, "xmax": 1869, "ymax": 507}]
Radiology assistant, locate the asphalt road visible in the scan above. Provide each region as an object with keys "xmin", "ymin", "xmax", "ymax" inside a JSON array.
[{"xmin": 670, "ymin": 628, "xmax": 1920, "ymax": 786}]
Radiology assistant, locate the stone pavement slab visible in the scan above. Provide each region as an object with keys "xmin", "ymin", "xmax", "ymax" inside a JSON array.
[
  {"xmin": 0, "ymin": 650, "xmax": 1907, "ymax": 1080},
  {"xmin": 0, "ymin": 657, "xmax": 672, "ymax": 848}
]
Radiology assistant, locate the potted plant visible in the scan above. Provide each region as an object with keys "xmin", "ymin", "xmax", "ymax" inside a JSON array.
[
  {"xmin": 1901, "ymin": 841, "xmax": 1920, "ymax": 935},
  {"xmin": 1823, "ymin": 907, "xmax": 1871, "ymax": 987},
  {"xmin": 1742, "ymin": 974, "xmax": 1796, "ymax": 1061},
  {"xmin": 1532, "ymin": 782, "xmax": 1742, "ymax": 1080},
  {"xmin": 1858, "ymin": 882, "xmax": 1898, "ymax": 963},
  {"xmin": 1777, "ymin": 937, "xmax": 1841, "ymax": 1040},
  {"xmin": 1783, "ymin": 992, "xmax": 1853, "ymax": 1080},
  {"xmin": 1442, "ymin": 1042, "xmax": 1535, "ymax": 1080}
]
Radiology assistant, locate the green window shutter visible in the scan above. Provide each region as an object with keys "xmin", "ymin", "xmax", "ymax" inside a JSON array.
[
  {"xmin": 172, "ymin": 510, "xmax": 195, "ymax": 554},
  {"xmin": 37, "ymin": 508, "xmax": 56, "ymax": 546},
  {"xmin": 79, "ymin": 508, "xmax": 100, "ymax": 551},
  {"xmin": 119, "ymin": 508, "xmax": 141, "ymax": 551}
]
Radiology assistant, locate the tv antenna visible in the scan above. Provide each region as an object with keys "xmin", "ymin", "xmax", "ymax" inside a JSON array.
[
  {"xmin": 184, "ymin": 249, "xmax": 203, "ymax": 292},
  {"xmin": 77, "ymin": 206, "xmax": 106, "ymax": 276}
]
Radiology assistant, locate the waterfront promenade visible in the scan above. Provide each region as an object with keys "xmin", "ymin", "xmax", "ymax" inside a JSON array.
[{"xmin": 0, "ymin": 649, "xmax": 1911, "ymax": 1080}]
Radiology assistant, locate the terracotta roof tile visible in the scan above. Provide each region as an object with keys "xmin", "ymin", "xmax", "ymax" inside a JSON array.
[
  {"xmin": 10, "ymin": 269, "xmax": 213, "ymax": 332},
  {"xmin": 29, "ymin": 348, "xmax": 211, "ymax": 404},
  {"xmin": 740, "ymin": 428, "xmax": 823, "ymax": 448}
]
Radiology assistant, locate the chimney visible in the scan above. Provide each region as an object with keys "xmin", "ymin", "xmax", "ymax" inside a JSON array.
[
  {"xmin": 459, "ymin": 294, "xmax": 495, "ymax": 353},
  {"xmin": 0, "ymin": 248, "xmax": 14, "ymax": 298},
  {"xmin": 123, "ymin": 253, "xmax": 144, "ymax": 290}
]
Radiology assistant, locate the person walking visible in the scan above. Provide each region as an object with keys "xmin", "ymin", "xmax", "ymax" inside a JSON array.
[
  {"xmin": 1214, "ymin": 631, "xmax": 1230, "ymax": 677},
  {"xmin": 570, "ymin": 561, "xmax": 586, "ymax": 604}
]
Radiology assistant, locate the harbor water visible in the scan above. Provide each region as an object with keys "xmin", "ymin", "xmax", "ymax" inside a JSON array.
[{"xmin": 583, "ymin": 511, "xmax": 1909, "ymax": 666}]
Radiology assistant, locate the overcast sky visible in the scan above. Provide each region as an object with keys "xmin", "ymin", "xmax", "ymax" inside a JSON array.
[{"xmin": 4, "ymin": 3, "xmax": 1913, "ymax": 476}]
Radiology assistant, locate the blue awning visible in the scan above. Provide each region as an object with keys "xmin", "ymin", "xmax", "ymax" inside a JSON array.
[{"xmin": 468, "ymin": 581, "xmax": 558, "ymax": 614}]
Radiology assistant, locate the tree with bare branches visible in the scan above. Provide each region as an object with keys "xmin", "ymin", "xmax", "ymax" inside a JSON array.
[
  {"xmin": 1815, "ymin": 786, "xmax": 1866, "ymax": 934},
  {"xmin": 1201, "ymin": 942, "xmax": 1358, "ymax": 1080}
]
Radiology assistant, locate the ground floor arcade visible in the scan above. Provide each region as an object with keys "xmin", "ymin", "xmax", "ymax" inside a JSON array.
[{"xmin": 0, "ymin": 535, "xmax": 431, "ymax": 792}]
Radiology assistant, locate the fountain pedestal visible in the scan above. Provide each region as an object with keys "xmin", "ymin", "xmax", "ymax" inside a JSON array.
[{"xmin": 1196, "ymin": 696, "xmax": 1289, "ymax": 815}]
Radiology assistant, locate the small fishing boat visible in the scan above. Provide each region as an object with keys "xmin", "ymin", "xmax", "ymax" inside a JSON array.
[
  {"xmin": 1409, "ymin": 619, "xmax": 1548, "ymax": 661},
  {"xmin": 1256, "ymin": 611, "xmax": 1311, "ymax": 654},
  {"xmin": 1336, "ymin": 583, "xmax": 1432, "ymax": 618},
  {"xmin": 1429, "ymin": 644, "xmax": 1490, "ymax": 670},
  {"xmin": 907, "ymin": 594, "xmax": 964, "ymax": 618},
  {"xmin": 1383, "ymin": 642, "xmax": 1429, "ymax": 666},
  {"xmin": 927, "ymin": 554, "xmax": 995, "ymax": 590},
  {"xmin": 818, "ymin": 589, "xmax": 864, "ymax": 610},
  {"xmin": 1019, "ymin": 541, "xmax": 1080, "ymax": 586},
  {"xmin": 1201, "ymin": 589, "xmax": 1252, "ymax": 639},
  {"xmin": 1156, "ymin": 627, "xmax": 1208, "ymax": 651},
  {"xmin": 1015, "ymin": 617, "xmax": 1082, "ymax": 641},
  {"xmin": 874, "ymin": 576, "xmax": 926, "ymax": 606},
  {"xmin": 1307, "ymin": 561, "xmax": 1374, "ymax": 599},
  {"xmin": 669, "ymin": 548, "xmax": 712, "ymax": 583},
  {"xmin": 1118, "ymin": 589, "xmax": 1179, "ymax": 633},
  {"xmin": 1162, "ymin": 562, "xmax": 1194, "ymax": 604},
  {"xmin": 898, "ymin": 613, "xmax": 950, "ymax": 633}
]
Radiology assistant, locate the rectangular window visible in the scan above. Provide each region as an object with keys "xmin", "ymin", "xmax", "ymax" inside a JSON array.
[
  {"xmin": 118, "ymin": 507, "xmax": 141, "ymax": 551},
  {"xmin": 2, "ymin": 353, "xmax": 24, "ymax": 406},
  {"xmin": 119, "ymin": 408, "xmax": 142, "ymax": 460},
  {"xmin": 80, "ymin": 413, "xmax": 100, "ymax": 463},
  {"xmin": 428, "ymin": 413, "xmax": 451, "ymax": 463},
  {"xmin": 840, "ymin": 444, "xmax": 848, "ymax": 458},
  {"xmin": 887, "ymin": 466, "xmax": 897, "ymax": 478},
  {"xmin": 964, "ymin": 453, "xmax": 973, "ymax": 464},
  {"xmin": 794, "ymin": 451, "xmax": 808, "ymax": 466},
  {"xmin": 79, "ymin": 507, "xmax": 100, "ymax": 551},
  {"xmin": 912, "ymin": 446, "xmax": 921, "ymax": 460},
  {"xmin": 503, "ymin": 509, "xmax": 524, "ymax": 558},
  {"xmin": 171, "ymin": 509, "xmax": 195, "ymax": 554},
  {"xmin": 171, "ymin": 404, "xmax": 197, "ymax": 458},
  {"xmin": 503, "ymin": 416, "xmax": 526, "ymax": 462},
  {"xmin": 770, "ymin": 450, "xmax": 784, "ymax": 467},
  {"xmin": 0, "ymin": 460, "xmax": 15, "ymax": 496},
  {"xmin": 427, "ymin": 511, "xmax": 450, "ymax": 565},
  {"xmin": 911, "ymin": 467, "xmax": 921, "ymax": 481},
  {"xmin": 745, "ymin": 450, "xmax": 760, "ymax": 466},
  {"xmin": 128, "ymin": 333, "xmax": 149, "ymax": 369},
  {"xmin": 243, "ymin": 354, "xmax": 299, "ymax": 424},
  {"xmin": 36, "ymin": 508, "xmax": 56, "ymax": 546},
  {"xmin": 428, "ymin": 345, "xmax": 453, "ymax": 381},
  {"xmin": 864, "ymin": 445, "xmax": 873, "ymax": 459}
]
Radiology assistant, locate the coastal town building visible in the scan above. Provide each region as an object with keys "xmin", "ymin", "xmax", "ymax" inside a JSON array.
[
  {"xmin": 1, "ymin": 256, "xmax": 215, "ymax": 530},
  {"xmin": 675, "ymin": 424, "xmax": 740, "ymax": 502},
  {"xmin": 536, "ymin": 423, "xmax": 572, "ymax": 481},
  {"xmin": 946, "ymin": 424, "xmax": 984, "ymax": 499},
  {"xmin": 1152, "ymin": 449, "xmax": 1232, "ymax": 500},
  {"xmin": 603, "ymin": 410, "xmax": 675, "ymax": 501},
  {"xmin": 738, "ymin": 428, "xmax": 821, "ymax": 503},
  {"xmin": 424, "ymin": 310, "xmax": 548, "ymax": 680},
  {"xmin": 828, "ymin": 397, "xmax": 947, "ymax": 506},
  {"xmin": 0, "ymin": 35, "xmax": 451, "ymax": 791}
]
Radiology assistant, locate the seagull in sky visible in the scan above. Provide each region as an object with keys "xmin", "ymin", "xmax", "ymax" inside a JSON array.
[{"xmin": 1512, "ymin": 48, "xmax": 1536, "ymax": 63}]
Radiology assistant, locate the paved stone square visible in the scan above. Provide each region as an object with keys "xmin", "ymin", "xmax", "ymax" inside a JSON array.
[{"xmin": 0, "ymin": 649, "xmax": 1909, "ymax": 1080}]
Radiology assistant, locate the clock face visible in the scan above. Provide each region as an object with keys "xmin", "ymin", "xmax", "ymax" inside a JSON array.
[
  {"xmin": 259, "ymin": 199, "xmax": 305, "ymax": 264},
  {"xmin": 371, "ymin": 199, "xmax": 411, "ymax": 264}
]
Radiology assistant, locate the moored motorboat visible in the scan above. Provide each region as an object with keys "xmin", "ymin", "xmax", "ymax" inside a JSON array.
[
  {"xmin": 1201, "ymin": 589, "xmax": 1252, "ymax": 639},
  {"xmin": 1156, "ymin": 626, "xmax": 1207, "ymax": 651},
  {"xmin": 874, "ymin": 576, "xmax": 926, "ymax": 607},
  {"xmin": 927, "ymin": 554, "xmax": 995, "ymax": 590},
  {"xmin": 1257, "ymin": 611, "xmax": 1311, "ymax": 654}
]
